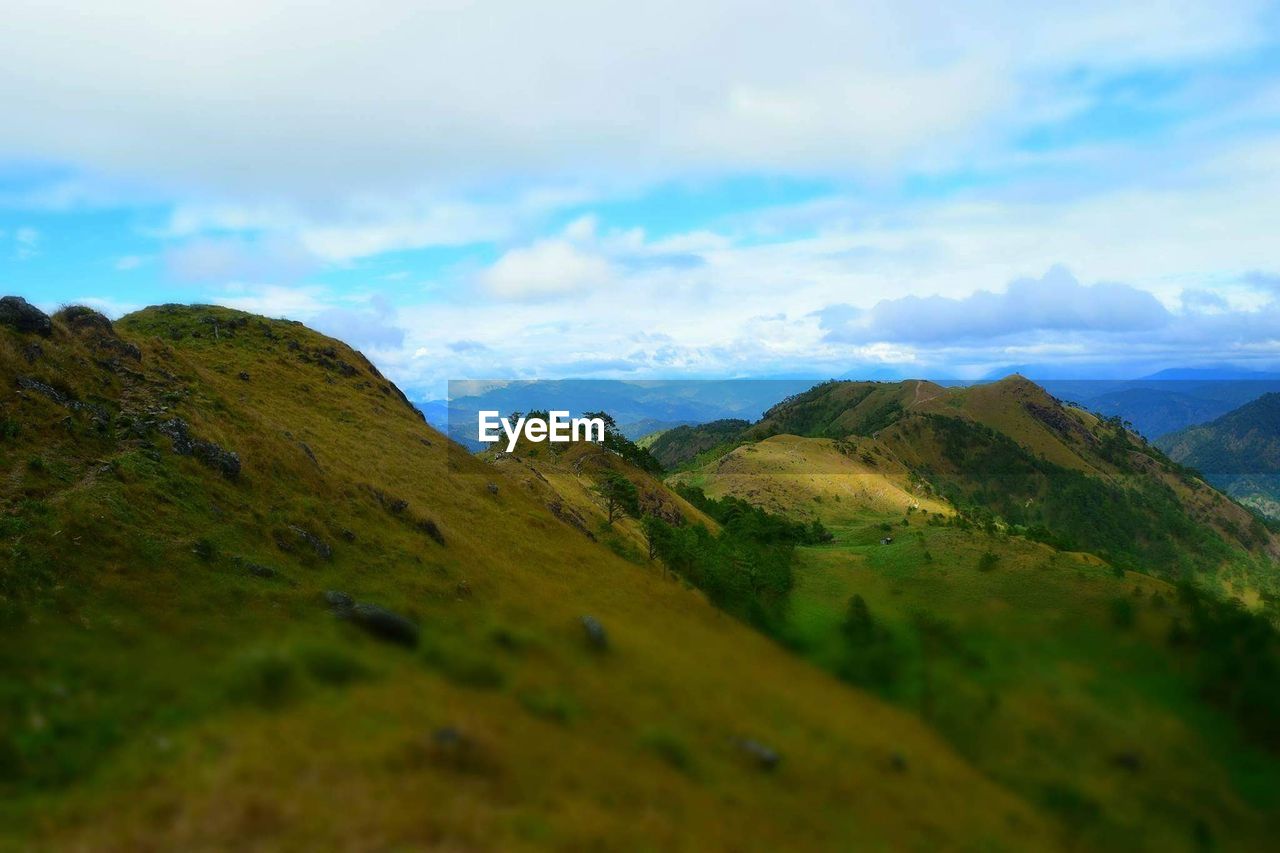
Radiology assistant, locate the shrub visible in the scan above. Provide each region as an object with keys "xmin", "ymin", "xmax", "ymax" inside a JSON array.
[
  {"xmin": 639, "ymin": 727, "xmax": 694, "ymax": 773},
  {"xmin": 228, "ymin": 648, "xmax": 302, "ymax": 710},
  {"xmin": 298, "ymin": 643, "xmax": 372, "ymax": 686},
  {"xmin": 518, "ymin": 687, "xmax": 580, "ymax": 725},
  {"xmin": 1109, "ymin": 597, "xmax": 1136, "ymax": 629}
]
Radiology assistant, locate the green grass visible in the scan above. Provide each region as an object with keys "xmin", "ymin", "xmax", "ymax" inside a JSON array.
[
  {"xmin": 779, "ymin": 513, "xmax": 1280, "ymax": 849},
  {"xmin": 4, "ymin": 305, "xmax": 1064, "ymax": 850}
]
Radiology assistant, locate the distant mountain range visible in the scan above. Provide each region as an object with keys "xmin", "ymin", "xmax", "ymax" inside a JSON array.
[
  {"xmin": 417, "ymin": 366, "xmax": 1280, "ymax": 447},
  {"xmin": 419, "ymin": 378, "xmax": 817, "ymax": 448}
]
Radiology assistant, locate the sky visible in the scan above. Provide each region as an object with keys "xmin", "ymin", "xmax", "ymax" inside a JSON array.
[{"xmin": 3, "ymin": 0, "xmax": 1280, "ymax": 398}]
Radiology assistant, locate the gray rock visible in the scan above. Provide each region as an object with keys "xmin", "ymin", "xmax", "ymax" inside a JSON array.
[
  {"xmin": 157, "ymin": 418, "xmax": 241, "ymax": 480},
  {"xmin": 350, "ymin": 602, "xmax": 419, "ymax": 648},
  {"xmin": 289, "ymin": 525, "xmax": 333, "ymax": 560},
  {"xmin": 58, "ymin": 305, "xmax": 113, "ymax": 333},
  {"xmin": 735, "ymin": 738, "xmax": 781, "ymax": 772},
  {"xmin": 191, "ymin": 440, "xmax": 241, "ymax": 480},
  {"xmin": 581, "ymin": 615, "xmax": 608, "ymax": 650},
  {"xmin": 0, "ymin": 296, "xmax": 52, "ymax": 337},
  {"xmin": 16, "ymin": 376, "xmax": 71, "ymax": 407},
  {"xmin": 325, "ymin": 590, "xmax": 354, "ymax": 613}
]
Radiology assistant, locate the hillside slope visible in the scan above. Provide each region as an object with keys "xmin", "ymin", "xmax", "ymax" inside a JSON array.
[
  {"xmin": 716, "ymin": 377, "xmax": 1276, "ymax": 577},
  {"xmin": 0, "ymin": 301, "xmax": 1054, "ymax": 850},
  {"xmin": 670, "ymin": 378, "xmax": 1280, "ymax": 849},
  {"xmin": 1157, "ymin": 393, "xmax": 1280, "ymax": 519},
  {"xmin": 673, "ymin": 434, "xmax": 951, "ymax": 522}
]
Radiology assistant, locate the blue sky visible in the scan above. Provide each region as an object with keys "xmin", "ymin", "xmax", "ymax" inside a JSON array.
[{"xmin": 3, "ymin": 1, "xmax": 1280, "ymax": 398}]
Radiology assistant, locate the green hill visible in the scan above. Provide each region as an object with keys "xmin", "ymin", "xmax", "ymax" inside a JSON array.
[
  {"xmin": 1157, "ymin": 393, "xmax": 1280, "ymax": 519},
  {"xmin": 2, "ymin": 301, "xmax": 1062, "ymax": 850},
  {"xmin": 671, "ymin": 379, "xmax": 1280, "ymax": 849},
  {"xmin": 646, "ymin": 417, "xmax": 752, "ymax": 470},
  {"xmin": 5, "ymin": 301, "xmax": 1280, "ymax": 850}
]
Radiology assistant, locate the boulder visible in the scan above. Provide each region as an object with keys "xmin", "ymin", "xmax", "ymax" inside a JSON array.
[
  {"xmin": 735, "ymin": 737, "xmax": 781, "ymax": 772},
  {"xmin": 580, "ymin": 615, "xmax": 608, "ymax": 650},
  {"xmin": 289, "ymin": 525, "xmax": 333, "ymax": 560},
  {"xmin": 350, "ymin": 603, "xmax": 419, "ymax": 648},
  {"xmin": 325, "ymin": 590, "xmax": 355, "ymax": 614},
  {"xmin": 0, "ymin": 296, "xmax": 52, "ymax": 337},
  {"xmin": 157, "ymin": 418, "xmax": 241, "ymax": 480},
  {"xmin": 56, "ymin": 305, "xmax": 113, "ymax": 333}
]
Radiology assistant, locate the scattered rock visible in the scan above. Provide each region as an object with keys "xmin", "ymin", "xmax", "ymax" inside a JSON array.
[
  {"xmin": 233, "ymin": 557, "xmax": 294, "ymax": 585},
  {"xmin": 734, "ymin": 738, "xmax": 781, "ymax": 772},
  {"xmin": 325, "ymin": 590, "xmax": 355, "ymax": 614},
  {"xmin": 56, "ymin": 305, "xmax": 113, "ymax": 333},
  {"xmin": 16, "ymin": 376, "xmax": 72, "ymax": 407},
  {"xmin": 288, "ymin": 525, "xmax": 333, "ymax": 560},
  {"xmin": 424, "ymin": 726, "xmax": 493, "ymax": 773},
  {"xmin": 415, "ymin": 517, "xmax": 446, "ymax": 546},
  {"xmin": 349, "ymin": 602, "xmax": 419, "ymax": 648},
  {"xmin": 192, "ymin": 440, "xmax": 241, "ymax": 480},
  {"xmin": 486, "ymin": 482, "xmax": 499, "ymax": 495},
  {"xmin": 324, "ymin": 591, "xmax": 418, "ymax": 647},
  {"xmin": 547, "ymin": 500, "xmax": 597, "ymax": 541},
  {"xmin": 299, "ymin": 442, "xmax": 320, "ymax": 468},
  {"xmin": 580, "ymin": 615, "xmax": 608, "ymax": 650},
  {"xmin": 0, "ymin": 296, "xmax": 52, "ymax": 337},
  {"xmin": 433, "ymin": 726, "xmax": 466, "ymax": 747},
  {"xmin": 156, "ymin": 418, "xmax": 241, "ymax": 480}
]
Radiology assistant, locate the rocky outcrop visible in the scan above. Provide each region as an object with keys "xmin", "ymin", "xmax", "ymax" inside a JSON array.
[
  {"xmin": 156, "ymin": 418, "xmax": 242, "ymax": 480},
  {"xmin": 0, "ymin": 296, "xmax": 51, "ymax": 337}
]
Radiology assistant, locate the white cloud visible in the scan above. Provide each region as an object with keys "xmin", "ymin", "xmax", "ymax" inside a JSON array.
[
  {"xmin": 483, "ymin": 239, "xmax": 613, "ymax": 300},
  {"xmin": 0, "ymin": 1, "xmax": 1268, "ymax": 200}
]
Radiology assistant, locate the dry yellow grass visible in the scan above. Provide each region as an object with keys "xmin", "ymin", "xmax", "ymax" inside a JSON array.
[{"xmin": 674, "ymin": 434, "xmax": 951, "ymax": 522}]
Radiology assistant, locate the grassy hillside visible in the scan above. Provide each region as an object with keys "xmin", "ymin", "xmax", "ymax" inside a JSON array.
[
  {"xmin": 780, "ymin": 514, "xmax": 1280, "ymax": 851},
  {"xmin": 2, "ymin": 302, "xmax": 1063, "ymax": 850},
  {"xmin": 1157, "ymin": 393, "xmax": 1280, "ymax": 520},
  {"xmin": 726, "ymin": 377, "xmax": 1276, "ymax": 579},
  {"xmin": 646, "ymin": 417, "xmax": 752, "ymax": 470},
  {"xmin": 672, "ymin": 434, "xmax": 950, "ymax": 522},
  {"xmin": 674, "ymin": 391, "xmax": 1280, "ymax": 849}
]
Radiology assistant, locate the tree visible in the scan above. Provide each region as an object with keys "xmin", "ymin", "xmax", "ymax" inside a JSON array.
[
  {"xmin": 641, "ymin": 514, "xmax": 662, "ymax": 561},
  {"xmin": 595, "ymin": 472, "xmax": 639, "ymax": 526}
]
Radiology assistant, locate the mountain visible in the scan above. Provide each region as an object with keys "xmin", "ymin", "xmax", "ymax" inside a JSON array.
[
  {"xmin": 669, "ymin": 376, "xmax": 1280, "ymax": 847},
  {"xmin": 6, "ymin": 302, "xmax": 1280, "ymax": 849},
  {"xmin": 646, "ymin": 417, "xmax": 753, "ymax": 469},
  {"xmin": 442, "ymin": 378, "xmax": 815, "ymax": 449},
  {"xmin": 684, "ymin": 376, "xmax": 1276, "ymax": 575},
  {"xmin": 1157, "ymin": 393, "xmax": 1280, "ymax": 519},
  {"xmin": 2, "ymin": 301, "xmax": 1057, "ymax": 850}
]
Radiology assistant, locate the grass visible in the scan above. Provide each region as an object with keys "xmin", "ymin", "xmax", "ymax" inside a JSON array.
[
  {"xmin": 778, "ymin": 513, "xmax": 1280, "ymax": 849},
  {"xmin": 1, "ymin": 305, "xmax": 1054, "ymax": 850}
]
